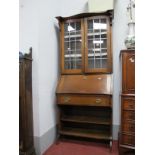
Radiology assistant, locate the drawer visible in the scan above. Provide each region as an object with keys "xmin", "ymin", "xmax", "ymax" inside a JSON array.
[
  {"xmin": 122, "ymin": 121, "xmax": 135, "ymax": 133},
  {"xmin": 123, "ymin": 110, "xmax": 135, "ymax": 121},
  {"xmin": 122, "ymin": 97, "xmax": 135, "ymax": 110},
  {"xmin": 121, "ymin": 133, "xmax": 135, "ymax": 146},
  {"xmin": 57, "ymin": 95, "xmax": 111, "ymax": 107}
]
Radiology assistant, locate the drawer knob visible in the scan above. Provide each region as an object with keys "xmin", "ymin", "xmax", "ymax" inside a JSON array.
[
  {"xmin": 129, "ymin": 57, "xmax": 135, "ymax": 63},
  {"xmin": 96, "ymin": 98, "xmax": 102, "ymax": 104},
  {"xmin": 129, "ymin": 125, "xmax": 134, "ymax": 131},
  {"xmin": 64, "ymin": 97, "xmax": 70, "ymax": 103}
]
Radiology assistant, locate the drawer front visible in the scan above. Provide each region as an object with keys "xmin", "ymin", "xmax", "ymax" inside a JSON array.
[
  {"xmin": 57, "ymin": 95, "xmax": 111, "ymax": 106},
  {"xmin": 121, "ymin": 134, "xmax": 135, "ymax": 146},
  {"xmin": 123, "ymin": 110, "xmax": 135, "ymax": 121},
  {"xmin": 122, "ymin": 98, "xmax": 135, "ymax": 110},
  {"xmin": 122, "ymin": 121, "xmax": 135, "ymax": 133}
]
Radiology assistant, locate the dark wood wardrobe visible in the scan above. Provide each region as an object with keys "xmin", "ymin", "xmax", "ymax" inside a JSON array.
[{"xmin": 19, "ymin": 49, "xmax": 36, "ymax": 155}]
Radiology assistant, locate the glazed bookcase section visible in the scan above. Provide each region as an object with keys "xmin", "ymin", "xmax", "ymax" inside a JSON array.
[
  {"xmin": 85, "ymin": 16, "xmax": 111, "ymax": 73},
  {"xmin": 57, "ymin": 12, "xmax": 112, "ymax": 74},
  {"xmin": 63, "ymin": 19, "xmax": 84, "ymax": 74}
]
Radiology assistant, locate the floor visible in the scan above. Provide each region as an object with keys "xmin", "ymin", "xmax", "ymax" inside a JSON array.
[{"xmin": 43, "ymin": 140, "xmax": 119, "ymax": 155}]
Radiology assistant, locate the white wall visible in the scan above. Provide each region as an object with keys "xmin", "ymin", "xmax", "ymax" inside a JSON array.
[
  {"xmin": 19, "ymin": 0, "xmax": 40, "ymax": 136},
  {"xmin": 59, "ymin": 0, "xmax": 88, "ymax": 16},
  {"xmin": 19, "ymin": 0, "xmax": 89, "ymax": 138},
  {"xmin": 20, "ymin": 0, "xmax": 60, "ymax": 138},
  {"xmin": 20, "ymin": 0, "xmax": 130, "ymax": 152},
  {"xmin": 37, "ymin": 0, "xmax": 60, "ymax": 137},
  {"xmin": 113, "ymin": 0, "xmax": 129, "ymax": 126}
]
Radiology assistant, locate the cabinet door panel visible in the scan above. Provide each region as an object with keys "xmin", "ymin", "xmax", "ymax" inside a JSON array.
[
  {"xmin": 85, "ymin": 16, "xmax": 112, "ymax": 73},
  {"xmin": 61, "ymin": 19, "xmax": 84, "ymax": 74},
  {"xmin": 122, "ymin": 51, "xmax": 135, "ymax": 93}
]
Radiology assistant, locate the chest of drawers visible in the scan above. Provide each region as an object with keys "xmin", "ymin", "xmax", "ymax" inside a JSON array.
[{"xmin": 119, "ymin": 50, "xmax": 135, "ymax": 155}]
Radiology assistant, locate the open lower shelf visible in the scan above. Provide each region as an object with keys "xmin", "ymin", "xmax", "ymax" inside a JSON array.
[
  {"xmin": 61, "ymin": 115, "xmax": 111, "ymax": 125},
  {"xmin": 60, "ymin": 128, "xmax": 112, "ymax": 140}
]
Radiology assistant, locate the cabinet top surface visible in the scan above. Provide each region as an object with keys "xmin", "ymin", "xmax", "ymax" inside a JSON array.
[
  {"xmin": 56, "ymin": 10, "xmax": 113, "ymax": 21},
  {"xmin": 19, "ymin": 50, "xmax": 32, "ymax": 61},
  {"xmin": 56, "ymin": 74, "xmax": 113, "ymax": 95},
  {"xmin": 120, "ymin": 49, "xmax": 135, "ymax": 53}
]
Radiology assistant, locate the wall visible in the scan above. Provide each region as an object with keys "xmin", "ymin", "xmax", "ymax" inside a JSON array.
[
  {"xmin": 19, "ymin": 0, "xmax": 130, "ymax": 154},
  {"xmin": 19, "ymin": 0, "xmax": 40, "ymax": 137},
  {"xmin": 20, "ymin": 0, "xmax": 60, "ymax": 154},
  {"xmin": 112, "ymin": 0, "xmax": 129, "ymax": 139}
]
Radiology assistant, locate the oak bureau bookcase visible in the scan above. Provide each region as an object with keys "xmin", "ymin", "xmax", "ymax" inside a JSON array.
[{"xmin": 55, "ymin": 10, "xmax": 113, "ymax": 149}]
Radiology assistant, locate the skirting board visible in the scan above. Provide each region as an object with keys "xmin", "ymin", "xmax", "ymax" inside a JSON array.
[
  {"xmin": 34, "ymin": 124, "xmax": 119, "ymax": 155},
  {"xmin": 112, "ymin": 124, "xmax": 120, "ymax": 140},
  {"xmin": 34, "ymin": 125, "xmax": 57, "ymax": 155}
]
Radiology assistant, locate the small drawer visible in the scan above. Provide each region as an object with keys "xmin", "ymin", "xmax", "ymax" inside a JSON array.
[
  {"xmin": 57, "ymin": 95, "xmax": 111, "ymax": 107},
  {"xmin": 122, "ymin": 121, "xmax": 135, "ymax": 133},
  {"xmin": 122, "ymin": 97, "xmax": 135, "ymax": 110},
  {"xmin": 123, "ymin": 110, "xmax": 135, "ymax": 121},
  {"xmin": 121, "ymin": 134, "xmax": 135, "ymax": 146}
]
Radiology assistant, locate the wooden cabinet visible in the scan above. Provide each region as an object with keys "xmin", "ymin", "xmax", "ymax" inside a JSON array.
[
  {"xmin": 122, "ymin": 51, "xmax": 135, "ymax": 94},
  {"xmin": 56, "ymin": 75, "xmax": 113, "ymax": 146},
  {"xmin": 56, "ymin": 11, "xmax": 112, "ymax": 74},
  {"xmin": 56, "ymin": 11, "xmax": 113, "ymax": 149},
  {"xmin": 119, "ymin": 50, "xmax": 135, "ymax": 155},
  {"xmin": 19, "ymin": 50, "xmax": 36, "ymax": 155}
]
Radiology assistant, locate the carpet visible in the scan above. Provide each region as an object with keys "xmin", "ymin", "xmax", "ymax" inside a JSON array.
[{"xmin": 43, "ymin": 140, "xmax": 118, "ymax": 155}]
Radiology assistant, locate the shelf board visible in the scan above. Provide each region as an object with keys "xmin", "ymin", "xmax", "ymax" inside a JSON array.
[
  {"xmin": 88, "ymin": 38, "xmax": 107, "ymax": 40},
  {"xmin": 88, "ymin": 48, "xmax": 107, "ymax": 51},
  {"xmin": 87, "ymin": 32, "xmax": 107, "ymax": 36},
  {"xmin": 61, "ymin": 115, "xmax": 111, "ymax": 125},
  {"xmin": 60, "ymin": 128, "xmax": 112, "ymax": 140},
  {"xmin": 64, "ymin": 34, "xmax": 81, "ymax": 38},
  {"xmin": 64, "ymin": 54, "xmax": 82, "ymax": 58},
  {"xmin": 64, "ymin": 32, "xmax": 107, "ymax": 39},
  {"xmin": 88, "ymin": 53, "xmax": 107, "ymax": 57},
  {"xmin": 88, "ymin": 58, "xmax": 108, "ymax": 60},
  {"xmin": 64, "ymin": 53, "xmax": 107, "ymax": 58}
]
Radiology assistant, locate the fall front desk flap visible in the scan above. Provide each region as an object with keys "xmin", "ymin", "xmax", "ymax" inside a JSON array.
[{"xmin": 56, "ymin": 74, "xmax": 112, "ymax": 95}]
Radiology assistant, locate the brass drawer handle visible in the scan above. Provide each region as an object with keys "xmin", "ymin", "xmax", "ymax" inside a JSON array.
[
  {"xmin": 83, "ymin": 76, "xmax": 87, "ymax": 80},
  {"xmin": 64, "ymin": 97, "xmax": 70, "ymax": 103},
  {"xmin": 96, "ymin": 98, "xmax": 102, "ymax": 104},
  {"xmin": 129, "ymin": 57, "xmax": 135, "ymax": 63}
]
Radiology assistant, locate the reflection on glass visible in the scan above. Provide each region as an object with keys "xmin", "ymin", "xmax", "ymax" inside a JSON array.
[
  {"xmin": 64, "ymin": 21, "xmax": 82, "ymax": 69},
  {"xmin": 87, "ymin": 18, "xmax": 108, "ymax": 69}
]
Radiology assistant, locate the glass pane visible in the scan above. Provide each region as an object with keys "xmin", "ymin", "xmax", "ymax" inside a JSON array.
[
  {"xmin": 64, "ymin": 21, "xmax": 82, "ymax": 70},
  {"xmin": 87, "ymin": 17, "xmax": 108, "ymax": 69}
]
